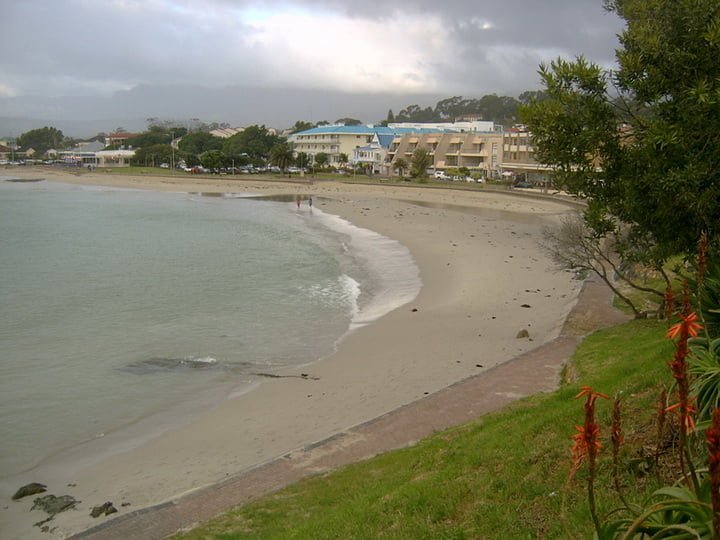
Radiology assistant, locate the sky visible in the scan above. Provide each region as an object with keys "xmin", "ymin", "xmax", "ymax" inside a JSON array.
[{"xmin": 0, "ymin": 0, "xmax": 624, "ymax": 100}]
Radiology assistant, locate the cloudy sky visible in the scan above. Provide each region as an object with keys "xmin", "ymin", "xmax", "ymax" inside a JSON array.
[{"xmin": 1, "ymin": 0, "xmax": 623, "ymax": 99}]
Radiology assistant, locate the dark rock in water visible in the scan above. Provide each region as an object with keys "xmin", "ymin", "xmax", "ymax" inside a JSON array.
[
  {"xmin": 32, "ymin": 494, "xmax": 78, "ymax": 515},
  {"xmin": 91, "ymin": 501, "xmax": 117, "ymax": 518},
  {"xmin": 12, "ymin": 482, "xmax": 47, "ymax": 500},
  {"xmin": 124, "ymin": 356, "xmax": 219, "ymax": 374},
  {"xmin": 516, "ymin": 329, "xmax": 530, "ymax": 339},
  {"xmin": 5, "ymin": 178, "xmax": 44, "ymax": 183},
  {"xmin": 521, "ymin": 304, "xmax": 532, "ymax": 308}
]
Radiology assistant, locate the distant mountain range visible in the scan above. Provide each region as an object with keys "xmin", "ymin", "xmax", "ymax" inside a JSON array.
[{"xmin": 0, "ymin": 85, "xmax": 445, "ymax": 139}]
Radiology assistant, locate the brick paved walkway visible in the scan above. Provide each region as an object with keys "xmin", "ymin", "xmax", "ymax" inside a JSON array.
[{"xmin": 72, "ymin": 277, "xmax": 629, "ymax": 539}]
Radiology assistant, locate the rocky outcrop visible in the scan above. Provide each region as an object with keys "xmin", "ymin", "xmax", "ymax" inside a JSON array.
[{"xmin": 12, "ymin": 482, "xmax": 47, "ymax": 500}]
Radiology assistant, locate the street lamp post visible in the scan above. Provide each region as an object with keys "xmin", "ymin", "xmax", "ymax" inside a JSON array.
[{"xmin": 170, "ymin": 131, "xmax": 175, "ymax": 171}]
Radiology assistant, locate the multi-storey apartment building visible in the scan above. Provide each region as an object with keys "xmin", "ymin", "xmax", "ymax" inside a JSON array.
[
  {"xmin": 387, "ymin": 131, "xmax": 504, "ymax": 177},
  {"xmin": 291, "ymin": 123, "xmax": 554, "ymax": 183},
  {"xmin": 500, "ymin": 127, "xmax": 553, "ymax": 183},
  {"xmin": 289, "ymin": 125, "xmax": 442, "ymax": 167},
  {"xmin": 288, "ymin": 125, "xmax": 401, "ymax": 166}
]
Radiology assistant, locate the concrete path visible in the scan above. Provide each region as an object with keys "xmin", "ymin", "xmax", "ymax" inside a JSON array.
[{"xmin": 72, "ymin": 277, "xmax": 629, "ymax": 539}]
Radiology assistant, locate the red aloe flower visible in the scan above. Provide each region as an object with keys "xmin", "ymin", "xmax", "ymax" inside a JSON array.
[
  {"xmin": 667, "ymin": 312, "xmax": 703, "ymax": 340},
  {"xmin": 708, "ymin": 408, "xmax": 720, "ymax": 538},
  {"xmin": 570, "ymin": 386, "xmax": 608, "ymax": 535},
  {"xmin": 665, "ymin": 400, "xmax": 697, "ymax": 433},
  {"xmin": 666, "ymin": 303, "xmax": 701, "ymax": 486},
  {"xmin": 569, "ymin": 387, "xmax": 609, "ymax": 480}
]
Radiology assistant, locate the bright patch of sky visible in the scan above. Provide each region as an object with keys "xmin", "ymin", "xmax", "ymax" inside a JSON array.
[
  {"xmin": 241, "ymin": 9, "xmax": 449, "ymax": 92},
  {"xmin": 0, "ymin": 0, "xmax": 624, "ymax": 98}
]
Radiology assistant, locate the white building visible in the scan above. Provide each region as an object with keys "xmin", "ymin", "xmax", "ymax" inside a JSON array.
[{"xmin": 388, "ymin": 120, "xmax": 498, "ymax": 133}]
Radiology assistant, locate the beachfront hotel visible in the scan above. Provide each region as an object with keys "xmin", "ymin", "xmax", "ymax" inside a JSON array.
[
  {"xmin": 287, "ymin": 125, "xmax": 440, "ymax": 168},
  {"xmin": 500, "ymin": 126, "xmax": 554, "ymax": 183},
  {"xmin": 387, "ymin": 130, "xmax": 504, "ymax": 178},
  {"xmin": 289, "ymin": 121, "xmax": 551, "ymax": 182}
]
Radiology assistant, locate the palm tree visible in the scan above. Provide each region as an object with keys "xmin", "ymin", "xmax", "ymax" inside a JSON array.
[
  {"xmin": 410, "ymin": 149, "xmax": 432, "ymax": 180},
  {"xmin": 338, "ymin": 153, "xmax": 349, "ymax": 169},
  {"xmin": 393, "ymin": 158, "xmax": 408, "ymax": 178},
  {"xmin": 269, "ymin": 142, "xmax": 294, "ymax": 171}
]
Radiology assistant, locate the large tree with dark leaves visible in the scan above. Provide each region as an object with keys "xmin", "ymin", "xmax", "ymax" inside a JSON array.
[
  {"xmin": 522, "ymin": 0, "xmax": 720, "ymax": 263},
  {"xmin": 17, "ymin": 126, "xmax": 65, "ymax": 154}
]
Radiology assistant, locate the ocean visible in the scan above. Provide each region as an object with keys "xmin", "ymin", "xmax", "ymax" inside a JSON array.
[{"xmin": 0, "ymin": 178, "xmax": 420, "ymax": 477}]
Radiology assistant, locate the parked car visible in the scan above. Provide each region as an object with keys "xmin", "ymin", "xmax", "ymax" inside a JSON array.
[{"xmin": 513, "ymin": 181, "xmax": 533, "ymax": 188}]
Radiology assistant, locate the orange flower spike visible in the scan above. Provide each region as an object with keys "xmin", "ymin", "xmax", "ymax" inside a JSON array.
[
  {"xmin": 666, "ymin": 312, "xmax": 703, "ymax": 340},
  {"xmin": 569, "ymin": 386, "xmax": 607, "ymax": 480},
  {"xmin": 665, "ymin": 401, "xmax": 697, "ymax": 433},
  {"xmin": 575, "ymin": 386, "xmax": 609, "ymax": 403}
]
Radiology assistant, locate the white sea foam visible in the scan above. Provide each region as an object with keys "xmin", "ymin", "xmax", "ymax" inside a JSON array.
[
  {"xmin": 186, "ymin": 356, "xmax": 217, "ymax": 365},
  {"xmin": 311, "ymin": 208, "xmax": 422, "ymax": 330}
]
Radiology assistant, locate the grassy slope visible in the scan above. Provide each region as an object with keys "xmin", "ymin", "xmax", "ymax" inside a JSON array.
[{"xmin": 177, "ymin": 320, "xmax": 676, "ymax": 539}]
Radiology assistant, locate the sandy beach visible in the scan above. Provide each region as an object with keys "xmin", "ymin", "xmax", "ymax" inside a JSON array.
[{"xmin": 0, "ymin": 168, "xmax": 583, "ymax": 539}]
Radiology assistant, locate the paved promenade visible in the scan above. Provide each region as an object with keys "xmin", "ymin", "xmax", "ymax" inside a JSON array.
[{"xmin": 73, "ymin": 277, "xmax": 629, "ymax": 540}]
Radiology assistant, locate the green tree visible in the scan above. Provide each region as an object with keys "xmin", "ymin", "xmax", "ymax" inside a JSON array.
[
  {"xmin": 178, "ymin": 132, "xmax": 223, "ymax": 156},
  {"xmin": 435, "ymin": 96, "xmax": 471, "ymax": 121},
  {"xmin": 131, "ymin": 144, "xmax": 174, "ymax": 166},
  {"xmin": 17, "ymin": 126, "xmax": 65, "ymax": 154},
  {"xmin": 289, "ymin": 120, "xmax": 314, "ymax": 134},
  {"xmin": 338, "ymin": 153, "xmax": 349, "ymax": 167},
  {"xmin": 314, "ymin": 152, "xmax": 329, "ymax": 169},
  {"xmin": 521, "ymin": 0, "xmax": 720, "ymax": 264},
  {"xmin": 222, "ymin": 125, "xmax": 279, "ymax": 164},
  {"xmin": 410, "ymin": 148, "xmax": 432, "ymax": 180},
  {"xmin": 518, "ymin": 90, "xmax": 548, "ymax": 104},
  {"xmin": 125, "ymin": 125, "xmax": 184, "ymax": 149},
  {"xmin": 395, "ymin": 104, "xmax": 437, "ymax": 122},
  {"xmin": 335, "ymin": 118, "xmax": 362, "ymax": 126},
  {"xmin": 269, "ymin": 142, "xmax": 294, "ymax": 171},
  {"xmin": 200, "ymin": 150, "xmax": 227, "ymax": 170},
  {"xmin": 393, "ymin": 158, "xmax": 408, "ymax": 177}
]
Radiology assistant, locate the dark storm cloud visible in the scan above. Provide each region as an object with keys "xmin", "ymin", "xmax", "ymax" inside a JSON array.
[{"xmin": 0, "ymin": 0, "xmax": 623, "ymax": 98}]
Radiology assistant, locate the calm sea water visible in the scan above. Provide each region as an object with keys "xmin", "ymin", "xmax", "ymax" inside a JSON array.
[{"xmin": 0, "ymin": 179, "xmax": 420, "ymax": 476}]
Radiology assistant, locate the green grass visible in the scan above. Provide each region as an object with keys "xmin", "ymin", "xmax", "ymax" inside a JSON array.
[{"xmin": 176, "ymin": 320, "xmax": 677, "ymax": 539}]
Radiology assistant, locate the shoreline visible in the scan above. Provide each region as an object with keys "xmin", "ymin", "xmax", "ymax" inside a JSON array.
[{"xmin": 0, "ymin": 169, "xmax": 583, "ymax": 539}]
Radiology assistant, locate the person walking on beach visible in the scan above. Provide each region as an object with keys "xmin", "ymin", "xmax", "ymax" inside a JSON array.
[
  {"xmin": 296, "ymin": 196, "xmax": 301, "ymax": 209},
  {"xmin": 308, "ymin": 196, "xmax": 313, "ymax": 209}
]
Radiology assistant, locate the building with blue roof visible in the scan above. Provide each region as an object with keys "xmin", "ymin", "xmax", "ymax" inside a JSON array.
[{"xmin": 287, "ymin": 124, "xmax": 445, "ymax": 168}]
